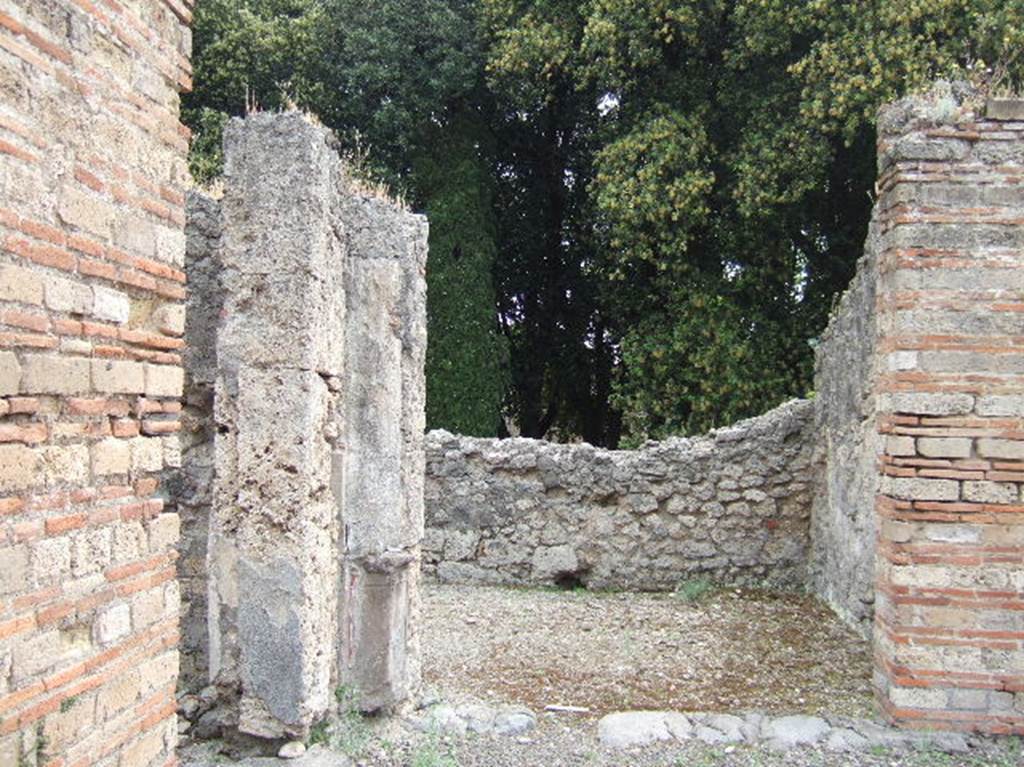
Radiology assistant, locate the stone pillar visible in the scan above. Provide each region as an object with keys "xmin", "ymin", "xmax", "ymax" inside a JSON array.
[
  {"xmin": 208, "ymin": 113, "xmax": 346, "ymax": 738},
  {"xmin": 872, "ymin": 90, "xmax": 1024, "ymax": 734},
  {"xmin": 205, "ymin": 112, "xmax": 426, "ymax": 737},
  {"xmin": 337, "ymin": 195, "xmax": 427, "ymax": 711}
]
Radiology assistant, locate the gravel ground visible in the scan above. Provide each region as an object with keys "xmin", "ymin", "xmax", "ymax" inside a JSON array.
[
  {"xmin": 421, "ymin": 582, "xmax": 875, "ymax": 718},
  {"xmin": 181, "ymin": 582, "xmax": 1023, "ymax": 767}
]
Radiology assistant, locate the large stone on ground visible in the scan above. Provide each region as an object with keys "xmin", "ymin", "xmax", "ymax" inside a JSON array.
[
  {"xmin": 597, "ymin": 711, "xmax": 691, "ymax": 749},
  {"xmin": 763, "ymin": 715, "xmax": 830, "ymax": 749}
]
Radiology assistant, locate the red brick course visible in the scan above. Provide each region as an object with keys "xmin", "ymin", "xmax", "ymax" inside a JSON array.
[{"xmin": 0, "ymin": 1, "xmax": 190, "ymax": 764}]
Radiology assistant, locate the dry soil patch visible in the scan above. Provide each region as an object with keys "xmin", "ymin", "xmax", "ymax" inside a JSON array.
[{"xmin": 421, "ymin": 582, "xmax": 875, "ymax": 719}]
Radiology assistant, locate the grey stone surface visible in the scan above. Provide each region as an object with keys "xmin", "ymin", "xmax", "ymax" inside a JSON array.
[
  {"xmin": 170, "ymin": 191, "xmax": 224, "ymax": 690},
  {"xmin": 337, "ymin": 189, "xmax": 428, "ymax": 712},
  {"xmin": 407, "ymin": 703, "xmax": 536, "ymax": 737},
  {"xmin": 277, "ymin": 742, "xmax": 306, "ymax": 759},
  {"xmin": 596, "ymin": 711, "xmax": 692, "ymax": 749},
  {"xmin": 188, "ymin": 112, "xmax": 427, "ymax": 737},
  {"xmin": 424, "ymin": 400, "xmax": 815, "ymax": 591},
  {"xmin": 987, "ymin": 98, "xmax": 1024, "ymax": 121},
  {"xmin": 806, "ymin": 220, "xmax": 881, "ymax": 637},
  {"xmin": 762, "ymin": 715, "xmax": 830, "ymax": 749}
]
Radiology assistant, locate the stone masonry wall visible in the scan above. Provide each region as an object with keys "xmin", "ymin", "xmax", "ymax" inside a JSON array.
[
  {"xmin": 169, "ymin": 191, "xmax": 221, "ymax": 692},
  {"xmin": 0, "ymin": 1, "xmax": 191, "ymax": 766},
  {"xmin": 868, "ymin": 92, "xmax": 1024, "ymax": 734},
  {"xmin": 179, "ymin": 113, "xmax": 428, "ymax": 739},
  {"xmin": 424, "ymin": 400, "xmax": 815, "ymax": 590},
  {"xmin": 807, "ymin": 221, "xmax": 882, "ymax": 637}
]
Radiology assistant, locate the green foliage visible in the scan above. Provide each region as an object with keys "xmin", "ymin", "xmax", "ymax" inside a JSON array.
[
  {"xmin": 593, "ymin": 107, "xmax": 714, "ymax": 272},
  {"xmin": 186, "ymin": 0, "xmax": 508, "ymax": 436},
  {"xmin": 416, "ymin": 118, "xmax": 510, "ymax": 436},
  {"xmin": 305, "ymin": 686, "xmax": 371, "ymax": 756},
  {"xmin": 673, "ymin": 577, "xmax": 717, "ymax": 603},
  {"xmin": 187, "ymin": 0, "xmax": 1024, "ymax": 445},
  {"xmin": 187, "ymin": 107, "xmax": 229, "ymax": 185},
  {"xmin": 410, "ymin": 733, "xmax": 459, "ymax": 767}
]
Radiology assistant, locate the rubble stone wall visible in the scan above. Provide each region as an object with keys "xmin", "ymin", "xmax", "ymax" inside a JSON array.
[
  {"xmin": 424, "ymin": 400, "xmax": 816, "ymax": 590},
  {"xmin": 0, "ymin": 1, "xmax": 192, "ymax": 765},
  {"xmin": 807, "ymin": 224, "xmax": 883, "ymax": 637}
]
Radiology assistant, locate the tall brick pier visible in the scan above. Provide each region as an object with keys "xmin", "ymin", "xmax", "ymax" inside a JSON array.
[
  {"xmin": 0, "ymin": 1, "xmax": 192, "ymax": 765},
  {"xmin": 871, "ymin": 94, "xmax": 1024, "ymax": 733}
]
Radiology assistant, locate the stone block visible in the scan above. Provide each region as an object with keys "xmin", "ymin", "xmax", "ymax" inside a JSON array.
[
  {"xmin": 888, "ymin": 686, "xmax": 948, "ymax": 710},
  {"xmin": 0, "ymin": 263, "xmax": 44, "ymax": 305},
  {"xmin": 73, "ymin": 527, "xmax": 113, "ymax": 577},
  {"xmin": 531, "ymin": 545, "xmax": 579, "ymax": 580},
  {"xmin": 0, "ymin": 443, "xmax": 38, "ymax": 491},
  {"xmin": 338, "ymin": 558, "xmax": 415, "ymax": 712},
  {"xmin": 0, "ymin": 545, "xmax": 28, "ymax": 595},
  {"xmin": 152, "ymin": 303, "xmax": 185, "ymax": 336},
  {"xmin": 976, "ymin": 396, "xmax": 1024, "ymax": 417},
  {"xmin": 112, "ymin": 521, "xmax": 146, "ymax": 563},
  {"xmin": 917, "ymin": 437, "xmax": 972, "ymax": 459},
  {"xmin": 131, "ymin": 587, "xmax": 166, "ymax": 629},
  {"xmin": 95, "ymin": 668, "xmax": 142, "ymax": 719},
  {"xmin": 45, "ymin": 275, "xmax": 93, "ymax": 315},
  {"xmin": 886, "ymin": 436, "xmax": 916, "ymax": 456},
  {"xmin": 91, "ymin": 437, "xmax": 131, "ymax": 475},
  {"xmin": 148, "ymin": 513, "xmax": 180, "ymax": 552},
  {"xmin": 987, "ymin": 98, "xmax": 1024, "ymax": 121},
  {"xmin": 58, "ymin": 186, "xmax": 115, "ymax": 238},
  {"xmin": 115, "ymin": 214, "xmax": 157, "ymax": 257},
  {"xmin": 31, "ymin": 537, "xmax": 72, "ymax": 580},
  {"xmin": 977, "ymin": 439, "xmax": 1024, "ymax": 461},
  {"xmin": 20, "ymin": 355, "xmax": 91, "ymax": 394},
  {"xmin": 882, "ymin": 392, "xmax": 974, "ymax": 416},
  {"xmin": 94, "ymin": 602, "xmax": 131, "ymax": 645},
  {"xmin": 881, "ymin": 476, "xmax": 959, "ymax": 502},
  {"xmin": 156, "ymin": 225, "xmax": 187, "ymax": 266},
  {"xmin": 963, "ymin": 481, "xmax": 1018, "ymax": 505},
  {"xmin": 0, "ymin": 351, "xmax": 21, "ymax": 395},
  {"xmin": 131, "ymin": 437, "xmax": 165, "ymax": 473},
  {"xmin": 92, "ymin": 286, "xmax": 130, "ymax": 324},
  {"xmin": 91, "ymin": 359, "xmax": 145, "ymax": 394},
  {"xmin": 145, "ymin": 363, "xmax": 183, "ymax": 397},
  {"xmin": 41, "ymin": 445, "xmax": 90, "ymax": 487},
  {"xmin": 119, "ymin": 727, "xmax": 165, "ymax": 767}
]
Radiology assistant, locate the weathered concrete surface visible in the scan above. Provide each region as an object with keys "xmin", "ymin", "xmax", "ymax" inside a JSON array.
[
  {"xmin": 208, "ymin": 113, "xmax": 346, "ymax": 739},
  {"xmin": 338, "ymin": 193, "xmax": 428, "ymax": 711},
  {"xmin": 424, "ymin": 400, "xmax": 815, "ymax": 590},
  {"xmin": 200, "ymin": 113, "xmax": 428, "ymax": 737}
]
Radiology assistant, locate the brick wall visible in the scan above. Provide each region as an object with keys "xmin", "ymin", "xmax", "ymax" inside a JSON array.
[
  {"xmin": 859, "ymin": 89, "xmax": 1024, "ymax": 734},
  {"xmin": 0, "ymin": 1, "xmax": 191, "ymax": 765}
]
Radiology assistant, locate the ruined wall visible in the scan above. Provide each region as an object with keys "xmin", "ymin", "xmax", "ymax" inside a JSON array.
[
  {"xmin": 424, "ymin": 400, "xmax": 815, "ymax": 590},
  {"xmin": 177, "ymin": 113, "xmax": 428, "ymax": 739},
  {"xmin": 807, "ymin": 224, "xmax": 882, "ymax": 636},
  {"xmin": 170, "ymin": 191, "xmax": 222, "ymax": 691},
  {"xmin": 868, "ymin": 92, "xmax": 1024, "ymax": 734},
  {"xmin": 0, "ymin": 1, "xmax": 191, "ymax": 765}
]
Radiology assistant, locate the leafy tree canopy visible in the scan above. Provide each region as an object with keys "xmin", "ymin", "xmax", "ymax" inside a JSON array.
[{"xmin": 186, "ymin": 0, "xmax": 1023, "ymax": 445}]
